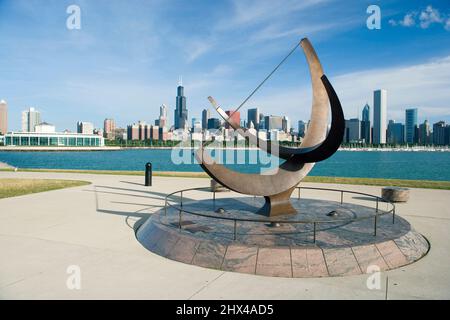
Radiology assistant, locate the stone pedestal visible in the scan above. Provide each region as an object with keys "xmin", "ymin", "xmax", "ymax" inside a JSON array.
[
  {"xmin": 382, "ymin": 187, "xmax": 410, "ymax": 202},
  {"xmin": 210, "ymin": 179, "xmax": 228, "ymax": 192}
]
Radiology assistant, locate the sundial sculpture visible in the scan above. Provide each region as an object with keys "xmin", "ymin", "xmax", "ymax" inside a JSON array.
[
  {"xmin": 137, "ymin": 38, "xmax": 429, "ymax": 277},
  {"xmin": 195, "ymin": 38, "xmax": 345, "ymax": 217}
]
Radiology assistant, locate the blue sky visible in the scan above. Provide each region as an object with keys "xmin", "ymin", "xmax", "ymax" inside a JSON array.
[{"xmin": 0, "ymin": 0, "xmax": 449, "ymax": 131}]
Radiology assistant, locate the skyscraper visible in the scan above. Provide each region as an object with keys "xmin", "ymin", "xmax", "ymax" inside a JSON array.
[
  {"xmin": 247, "ymin": 108, "xmax": 260, "ymax": 129},
  {"xmin": 225, "ymin": 110, "xmax": 240, "ymax": 129},
  {"xmin": 103, "ymin": 118, "xmax": 116, "ymax": 140},
  {"xmin": 405, "ymin": 108, "xmax": 418, "ymax": 144},
  {"xmin": 0, "ymin": 100, "xmax": 7, "ymax": 134},
  {"xmin": 77, "ymin": 121, "xmax": 94, "ymax": 134},
  {"xmin": 419, "ymin": 120, "xmax": 431, "ymax": 145},
  {"xmin": 432, "ymin": 121, "xmax": 447, "ymax": 145},
  {"xmin": 159, "ymin": 104, "xmax": 168, "ymax": 128},
  {"xmin": 298, "ymin": 120, "xmax": 307, "ymax": 138},
  {"xmin": 191, "ymin": 118, "xmax": 202, "ymax": 132},
  {"xmin": 202, "ymin": 109, "xmax": 210, "ymax": 130},
  {"xmin": 346, "ymin": 118, "xmax": 361, "ymax": 142},
  {"xmin": 373, "ymin": 89, "xmax": 387, "ymax": 144},
  {"xmin": 207, "ymin": 118, "xmax": 221, "ymax": 129},
  {"xmin": 174, "ymin": 80, "xmax": 188, "ymax": 130},
  {"xmin": 264, "ymin": 115, "xmax": 283, "ymax": 131},
  {"xmin": 160, "ymin": 104, "xmax": 167, "ymax": 118},
  {"xmin": 282, "ymin": 116, "xmax": 291, "ymax": 133},
  {"xmin": 21, "ymin": 107, "xmax": 41, "ymax": 132},
  {"xmin": 387, "ymin": 120, "xmax": 404, "ymax": 144},
  {"xmin": 362, "ymin": 103, "xmax": 370, "ymax": 122},
  {"xmin": 361, "ymin": 103, "xmax": 371, "ymax": 144}
]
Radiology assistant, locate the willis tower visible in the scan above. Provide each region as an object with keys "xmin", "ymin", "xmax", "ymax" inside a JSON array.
[{"xmin": 174, "ymin": 77, "xmax": 188, "ymax": 130}]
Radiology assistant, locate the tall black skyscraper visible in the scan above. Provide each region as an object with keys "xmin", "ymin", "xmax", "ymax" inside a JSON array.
[
  {"xmin": 202, "ymin": 109, "xmax": 210, "ymax": 130},
  {"xmin": 174, "ymin": 79, "xmax": 188, "ymax": 130},
  {"xmin": 247, "ymin": 108, "xmax": 260, "ymax": 129},
  {"xmin": 361, "ymin": 103, "xmax": 371, "ymax": 144}
]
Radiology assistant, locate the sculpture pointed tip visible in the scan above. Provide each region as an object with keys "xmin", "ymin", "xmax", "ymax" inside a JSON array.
[{"xmin": 207, "ymin": 96, "xmax": 218, "ymax": 108}]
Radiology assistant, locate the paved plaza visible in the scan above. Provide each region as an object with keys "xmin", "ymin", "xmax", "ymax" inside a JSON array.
[{"xmin": 0, "ymin": 171, "xmax": 449, "ymax": 299}]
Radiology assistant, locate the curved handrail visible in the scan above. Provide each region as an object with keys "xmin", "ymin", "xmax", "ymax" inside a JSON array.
[{"xmin": 163, "ymin": 186, "xmax": 395, "ymax": 225}]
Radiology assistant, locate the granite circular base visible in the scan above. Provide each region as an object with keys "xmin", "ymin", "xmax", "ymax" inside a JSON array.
[{"xmin": 136, "ymin": 196, "xmax": 429, "ymax": 278}]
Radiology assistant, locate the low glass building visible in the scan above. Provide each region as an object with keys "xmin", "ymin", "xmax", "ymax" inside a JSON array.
[{"xmin": 3, "ymin": 132, "xmax": 104, "ymax": 147}]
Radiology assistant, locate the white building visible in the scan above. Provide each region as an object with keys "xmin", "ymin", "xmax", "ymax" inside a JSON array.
[
  {"xmin": 191, "ymin": 132, "xmax": 203, "ymax": 141},
  {"xmin": 35, "ymin": 122, "xmax": 56, "ymax": 133},
  {"xmin": 171, "ymin": 129, "xmax": 190, "ymax": 141},
  {"xmin": 258, "ymin": 129, "xmax": 268, "ymax": 141},
  {"xmin": 21, "ymin": 107, "xmax": 41, "ymax": 132},
  {"xmin": 4, "ymin": 131, "xmax": 104, "ymax": 147},
  {"xmin": 77, "ymin": 121, "xmax": 94, "ymax": 134},
  {"xmin": 159, "ymin": 104, "xmax": 169, "ymax": 128},
  {"xmin": 192, "ymin": 118, "xmax": 202, "ymax": 133}
]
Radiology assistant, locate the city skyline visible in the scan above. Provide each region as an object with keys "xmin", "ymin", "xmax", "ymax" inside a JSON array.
[
  {"xmin": 1, "ymin": 83, "xmax": 446, "ymax": 136},
  {"xmin": 2, "ymin": 83, "xmax": 450, "ymax": 146},
  {"xmin": 0, "ymin": 0, "xmax": 449, "ymax": 131}
]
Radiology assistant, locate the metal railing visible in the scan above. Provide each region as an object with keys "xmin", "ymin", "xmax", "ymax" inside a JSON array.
[{"xmin": 163, "ymin": 186, "xmax": 396, "ymax": 242}]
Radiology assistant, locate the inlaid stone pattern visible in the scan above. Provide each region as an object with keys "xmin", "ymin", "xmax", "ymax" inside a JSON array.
[
  {"xmin": 158, "ymin": 197, "xmax": 411, "ymax": 249},
  {"xmin": 136, "ymin": 213, "xmax": 430, "ymax": 278}
]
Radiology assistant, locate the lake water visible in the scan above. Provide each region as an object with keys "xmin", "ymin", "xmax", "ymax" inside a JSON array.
[{"xmin": 1, "ymin": 149, "xmax": 449, "ymax": 181}]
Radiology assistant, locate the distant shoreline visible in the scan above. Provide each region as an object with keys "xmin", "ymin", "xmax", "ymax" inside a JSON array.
[{"xmin": 0, "ymin": 146, "xmax": 449, "ymax": 152}]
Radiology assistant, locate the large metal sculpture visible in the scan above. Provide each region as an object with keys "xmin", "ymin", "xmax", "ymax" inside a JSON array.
[{"xmin": 195, "ymin": 38, "xmax": 345, "ymax": 216}]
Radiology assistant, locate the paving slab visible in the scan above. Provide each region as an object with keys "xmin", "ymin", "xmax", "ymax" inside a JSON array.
[{"xmin": 0, "ymin": 171, "xmax": 449, "ymax": 299}]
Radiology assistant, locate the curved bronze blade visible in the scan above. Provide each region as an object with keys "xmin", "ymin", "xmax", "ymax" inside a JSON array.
[
  {"xmin": 208, "ymin": 38, "xmax": 344, "ymax": 162},
  {"xmin": 195, "ymin": 74, "xmax": 342, "ymax": 197}
]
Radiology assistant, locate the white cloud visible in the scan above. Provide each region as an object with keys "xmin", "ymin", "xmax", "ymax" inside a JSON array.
[
  {"xmin": 390, "ymin": 5, "xmax": 449, "ymax": 31},
  {"xmin": 400, "ymin": 13, "xmax": 416, "ymax": 27},
  {"xmin": 187, "ymin": 64, "xmax": 234, "ymax": 91},
  {"xmin": 185, "ymin": 40, "xmax": 214, "ymax": 63},
  {"xmin": 218, "ymin": 0, "xmax": 330, "ymax": 30},
  {"xmin": 249, "ymin": 21, "xmax": 343, "ymax": 43},
  {"xmin": 419, "ymin": 5, "xmax": 444, "ymax": 28}
]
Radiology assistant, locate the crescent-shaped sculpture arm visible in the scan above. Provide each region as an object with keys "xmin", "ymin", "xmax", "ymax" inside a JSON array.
[
  {"xmin": 195, "ymin": 74, "xmax": 343, "ymax": 197},
  {"xmin": 207, "ymin": 38, "xmax": 344, "ymax": 162}
]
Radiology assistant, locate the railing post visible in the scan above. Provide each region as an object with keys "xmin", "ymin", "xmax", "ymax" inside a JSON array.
[
  {"xmin": 164, "ymin": 200, "xmax": 167, "ymax": 216},
  {"xmin": 376, "ymin": 198, "xmax": 379, "ymax": 212},
  {"xmin": 233, "ymin": 220, "xmax": 237, "ymax": 241},
  {"xmin": 313, "ymin": 222, "xmax": 316, "ymax": 243},
  {"xmin": 179, "ymin": 210, "xmax": 182, "ymax": 229},
  {"xmin": 374, "ymin": 215, "xmax": 377, "ymax": 236},
  {"xmin": 298, "ymin": 187, "xmax": 300, "ymax": 200},
  {"xmin": 392, "ymin": 206, "xmax": 396, "ymax": 224},
  {"xmin": 340, "ymin": 191, "xmax": 343, "ymax": 204},
  {"xmin": 180, "ymin": 191, "xmax": 183, "ymax": 208},
  {"xmin": 213, "ymin": 190, "xmax": 216, "ymax": 202}
]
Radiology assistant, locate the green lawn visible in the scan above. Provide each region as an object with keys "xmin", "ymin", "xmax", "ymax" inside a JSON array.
[
  {"xmin": 0, "ymin": 178, "xmax": 91, "ymax": 199},
  {"xmin": 1, "ymin": 167, "xmax": 449, "ymax": 190},
  {"xmin": 302, "ymin": 176, "xmax": 450, "ymax": 190}
]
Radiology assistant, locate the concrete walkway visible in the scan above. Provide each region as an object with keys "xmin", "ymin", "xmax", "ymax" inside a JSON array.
[{"xmin": 0, "ymin": 171, "xmax": 449, "ymax": 299}]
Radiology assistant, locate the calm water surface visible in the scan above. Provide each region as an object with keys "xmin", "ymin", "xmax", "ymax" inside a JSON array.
[{"xmin": 0, "ymin": 149, "xmax": 449, "ymax": 181}]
